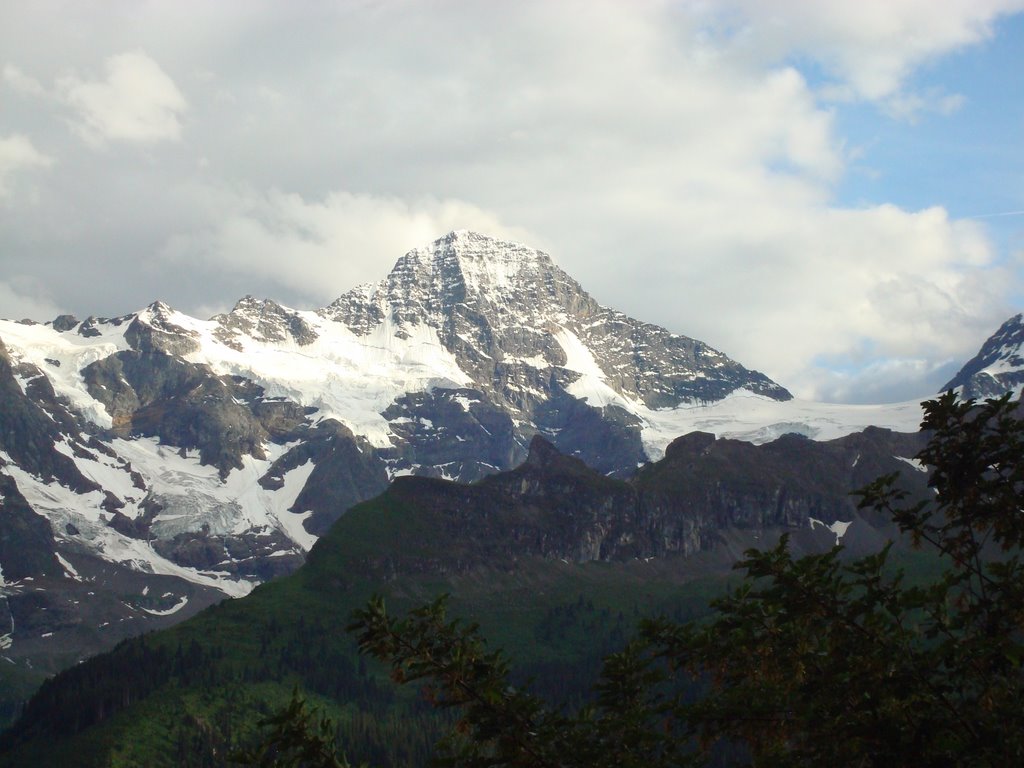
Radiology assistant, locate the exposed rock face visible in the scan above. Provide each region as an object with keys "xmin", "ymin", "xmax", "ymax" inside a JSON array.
[
  {"xmin": 533, "ymin": 392, "xmax": 644, "ymax": 478},
  {"xmin": 0, "ymin": 340, "xmax": 97, "ymax": 493},
  {"xmin": 152, "ymin": 526, "xmax": 302, "ymax": 581},
  {"xmin": 123, "ymin": 302, "xmax": 201, "ymax": 356},
  {"xmin": 0, "ymin": 230, "xmax": 924, "ymax": 682},
  {"xmin": 51, "ymin": 315, "xmax": 78, "ymax": 333},
  {"xmin": 82, "ymin": 351, "xmax": 269, "ymax": 476},
  {"xmin": 0, "ymin": 475, "xmax": 61, "ymax": 581},
  {"xmin": 324, "ymin": 231, "xmax": 790, "ymax": 410},
  {"xmin": 322, "ymin": 429, "xmax": 930, "ymax": 579},
  {"xmin": 260, "ymin": 420, "xmax": 389, "ymax": 536},
  {"xmin": 636, "ymin": 426, "xmax": 927, "ymax": 555},
  {"xmin": 212, "ymin": 296, "xmax": 319, "ymax": 349},
  {"xmin": 380, "ymin": 388, "xmax": 524, "ymax": 482},
  {"xmin": 943, "ymin": 313, "xmax": 1024, "ymax": 399}
]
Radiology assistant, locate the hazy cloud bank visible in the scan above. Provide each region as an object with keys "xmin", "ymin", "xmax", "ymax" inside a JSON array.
[{"xmin": 1, "ymin": 1, "xmax": 1022, "ymax": 402}]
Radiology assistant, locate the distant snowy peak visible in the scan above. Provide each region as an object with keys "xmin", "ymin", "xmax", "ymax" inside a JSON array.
[
  {"xmin": 321, "ymin": 230, "xmax": 582, "ymax": 336},
  {"xmin": 322, "ymin": 230, "xmax": 791, "ymax": 409},
  {"xmin": 0, "ymin": 232, "xmax": 799, "ymax": 601},
  {"xmin": 213, "ymin": 296, "xmax": 319, "ymax": 349},
  {"xmin": 943, "ymin": 313, "xmax": 1024, "ymax": 399},
  {"xmin": 398, "ymin": 229, "xmax": 562, "ymax": 298},
  {"xmin": 0, "ymin": 230, "xmax": 924, "ymax": 670}
]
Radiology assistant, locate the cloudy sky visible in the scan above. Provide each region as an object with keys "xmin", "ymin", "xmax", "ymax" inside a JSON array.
[{"xmin": 1, "ymin": 1, "xmax": 1023, "ymax": 403}]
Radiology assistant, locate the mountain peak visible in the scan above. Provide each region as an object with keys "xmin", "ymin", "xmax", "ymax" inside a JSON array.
[
  {"xmin": 227, "ymin": 295, "xmax": 287, "ymax": 317},
  {"xmin": 215, "ymin": 295, "xmax": 318, "ymax": 347},
  {"xmin": 230, "ymin": 295, "xmax": 260, "ymax": 311},
  {"xmin": 436, "ymin": 228, "xmax": 530, "ymax": 249},
  {"xmin": 525, "ymin": 434, "xmax": 563, "ymax": 467},
  {"xmin": 321, "ymin": 231, "xmax": 790, "ymax": 412},
  {"xmin": 142, "ymin": 299, "xmax": 175, "ymax": 316},
  {"xmin": 406, "ymin": 230, "xmax": 558, "ymax": 295},
  {"xmin": 942, "ymin": 313, "xmax": 1024, "ymax": 399}
]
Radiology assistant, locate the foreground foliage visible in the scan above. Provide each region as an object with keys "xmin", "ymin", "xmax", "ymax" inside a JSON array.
[
  {"xmin": 252, "ymin": 393, "xmax": 1024, "ymax": 767},
  {"xmin": 232, "ymin": 689, "xmax": 354, "ymax": 768}
]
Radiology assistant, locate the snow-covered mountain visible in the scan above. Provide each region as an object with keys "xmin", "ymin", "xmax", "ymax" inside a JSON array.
[
  {"xmin": 942, "ymin": 313, "xmax": 1024, "ymax": 399},
  {"xmin": 0, "ymin": 230, "xmax": 925, "ymax": 672}
]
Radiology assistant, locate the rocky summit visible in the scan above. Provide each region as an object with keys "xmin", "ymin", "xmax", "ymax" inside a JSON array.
[{"xmin": 0, "ymin": 231, "xmax": 922, "ymax": 677}]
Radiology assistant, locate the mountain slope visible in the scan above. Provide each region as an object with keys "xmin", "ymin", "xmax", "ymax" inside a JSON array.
[
  {"xmin": 0, "ymin": 429, "xmax": 933, "ymax": 766},
  {"xmin": 325, "ymin": 230, "xmax": 790, "ymax": 409},
  {"xmin": 942, "ymin": 313, "xmax": 1024, "ymax": 399},
  {"xmin": 0, "ymin": 230, "xmax": 922, "ymax": 690}
]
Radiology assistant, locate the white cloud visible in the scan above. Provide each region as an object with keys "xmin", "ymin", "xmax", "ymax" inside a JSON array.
[
  {"xmin": 614, "ymin": 200, "xmax": 1008, "ymax": 400},
  {"xmin": 0, "ymin": 3, "xmax": 1020, "ymax": 402},
  {"xmin": 161, "ymin": 188, "xmax": 532, "ymax": 303},
  {"xmin": 0, "ymin": 134, "xmax": 54, "ymax": 199},
  {"xmin": 157, "ymin": 176, "xmax": 1007, "ymax": 404},
  {"xmin": 701, "ymin": 0, "xmax": 1024, "ymax": 100},
  {"xmin": 0, "ymin": 278, "xmax": 63, "ymax": 322},
  {"xmin": 801, "ymin": 357, "xmax": 962, "ymax": 404},
  {"xmin": 883, "ymin": 89, "xmax": 967, "ymax": 122},
  {"xmin": 56, "ymin": 51, "xmax": 187, "ymax": 145},
  {"xmin": 3, "ymin": 64, "xmax": 46, "ymax": 97}
]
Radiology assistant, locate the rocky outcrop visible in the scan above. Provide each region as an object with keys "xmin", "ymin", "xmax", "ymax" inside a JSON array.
[
  {"xmin": 0, "ymin": 475, "xmax": 60, "ymax": 580},
  {"xmin": 0, "ymin": 340, "xmax": 97, "ymax": 493},
  {"xmin": 124, "ymin": 303, "xmax": 200, "ymax": 356},
  {"xmin": 381, "ymin": 388, "xmax": 524, "ymax": 482},
  {"xmin": 635, "ymin": 427, "xmax": 927, "ymax": 555},
  {"xmin": 942, "ymin": 313, "xmax": 1024, "ymax": 399},
  {"xmin": 50, "ymin": 315, "xmax": 78, "ymax": 333},
  {"xmin": 82, "ymin": 351, "xmax": 270, "ymax": 476},
  {"xmin": 323, "ymin": 231, "xmax": 790, "ymax": 413},
  {"xmin": 533, "ymin": 390, "xmax": 645, "ymax": 477},
  {"xmin": 153, "ymin": 526, "xmax": 302, "ymax": 581},
  {"xmin": 320, "ymin": 429, "xmax": 930, "ymax": 579},
  {"xmin": 260, "ymin": 420, "xmax": 389, "ymax": 535},
  {"xmin": 212, "ymin": 296, "xmax": 319, "ymax": 349}
]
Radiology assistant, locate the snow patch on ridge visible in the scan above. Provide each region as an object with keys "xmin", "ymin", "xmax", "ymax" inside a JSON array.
[
  {"xmin": 552, "ymin": 327, "xmax": 923, "ymax": 460},
  {"xmin": 3, "ymin": 434, "xmax": 329, "ymax": 597},
  {"xmin": 155, "ymin": 305, "xmax": 471, "ymax": 448},
  {"xmin": 140, "ymin": 595, "xmax": 189, "ymax": 616},
  {"xmin": 4, "ymin": 460, "xmax": 255, "ymax": 598},
  {"xmin": 112, "ymin": 437, "xmax": 314, "ymax": 546},
  {"xmin": 0, "ymin": 562, "xmax": 11, "ymax": 651},
  {"xmin": 895, "ymin": 456, "xmax": 928, "ymax": 473},
  {"xmin": 264, "ymin": 461, "xmax": 317, "ymax": 552},
  {"xmin": 554, "ymin": 326, "xmax": 631, "ymax": 409},
  {"xmin": 809, "ymin": 517, "xmax": 852, "ymax": 545},
  {"xmin": 55, "ymin": 552, "xmax": 82, "ymax": 581},
  {"xmin": 637, "ymin": 392, "xmax": 924, "ymax": 460},
  {"xmin": 0, "ymin": 318, "xmax": 129, "ymax": 428},
  {"xmin": 414, "ymin": 230, "xmax": 547, "ymax": 296},
  {"xmin": 981, "ymin": 356, "xmax": 1023, "ymax": 375}
]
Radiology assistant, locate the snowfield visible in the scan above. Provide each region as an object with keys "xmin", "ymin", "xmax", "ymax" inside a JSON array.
[{"xmin": 0, "ymin": 232, "xmax": 935, "ymax": 598}]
